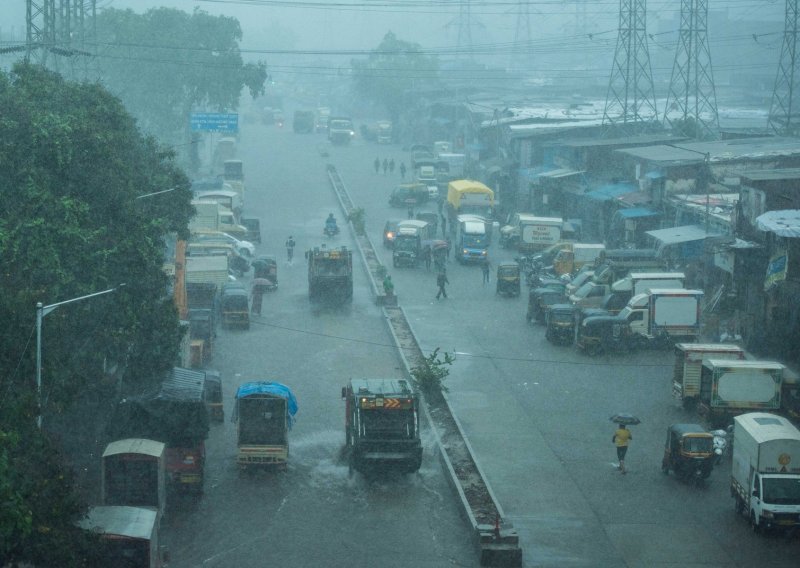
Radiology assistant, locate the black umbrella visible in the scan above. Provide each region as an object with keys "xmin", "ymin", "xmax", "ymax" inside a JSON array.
[{"xmin": 610, "ymin": 413, "xmax": 641, "ymax": 425}]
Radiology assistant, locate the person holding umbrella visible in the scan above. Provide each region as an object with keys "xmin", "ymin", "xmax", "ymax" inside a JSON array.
[{"xmin": 610, "ymin": 413, "xmax": 639, "ymax": 474}]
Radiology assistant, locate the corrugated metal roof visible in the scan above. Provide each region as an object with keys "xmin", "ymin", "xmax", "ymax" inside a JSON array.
[
  {"xmin": 615, "ymin": 145, "xmax": 706, "ymax": 164},
  {"xmin": 741, "ymin": 168, "xmax": 800, "ymax": 182},
  {"xmin": 158, "ymin": 367, "xmax": 206, "ymax": 403},
  {"xmin": 585, "ymin": 183, "xmax": 637, "ymax": 202},
  {"xmin": 103, "ymin": 438, "xmax": 165, "ymax": 458},
  {"xmin": 615, "ymin": 207, "xmax": 660, "ymax": 219},
  {"xmin": 561, "ymin": 134, "xmax": 687, "ymax": 148},
  {"xmin": 80, "ymin": 506, "xmax": 157, "ymax": 540},
  {"xmin": 646, "ymin": 225, "xmax": 721, "ymax": 245}
]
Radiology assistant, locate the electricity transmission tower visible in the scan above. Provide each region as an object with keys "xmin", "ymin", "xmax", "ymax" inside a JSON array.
[
  {"xmin": 664, "ymin": 0, "xmax": 719, "ymax": 140},
  {"xmin": 26, "ymin": 0, "xmax": 96, "ymax": 76},
  {"xmin": 768, "ymin": 0, "xmax": 800, "ymax": 136},
  {"xmin": 512, "ymin": 0, "xmax": 532, "ymax": 70},
  {"xmin": 602, "ymin": 0, "xmax": 658, "ymax": 136},
  {"xmin": 445, "ymin": 0, "xmax": 479, "ymax": 62}
]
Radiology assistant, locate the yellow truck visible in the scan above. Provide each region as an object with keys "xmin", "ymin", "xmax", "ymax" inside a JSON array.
[{"xmin": 446, "ymin": 180, "xmax": 494, "ymax": 219}]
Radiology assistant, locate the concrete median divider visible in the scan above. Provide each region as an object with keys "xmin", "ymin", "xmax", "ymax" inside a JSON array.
[{"xmin": 326, "ymin": 165, "xmax": 522, "ymax": 567}]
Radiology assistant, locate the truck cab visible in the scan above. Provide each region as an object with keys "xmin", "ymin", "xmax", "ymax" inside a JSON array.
[
  {"xmin": 456, "ymin": 215, "xmax": 488, "ymax": 264},
  {"xmin": 393, "ymin": 220, "xmax": 430, "ymax": 268},
  {"xmin": 342, "ymin": 379, "xmax": 422, "ymax": 474},
  {"xmin": 618, "ymin": 289, "xmax": 703, "ymax": 341},
  {"xmin": 328, "ymin": 117, "xmax": 355, "ymax": 144}
]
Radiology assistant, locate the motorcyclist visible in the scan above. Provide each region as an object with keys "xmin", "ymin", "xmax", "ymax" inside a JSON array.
[{"xmin": 325, "ymin": 213, "xmax": 339, "ymax": 234}]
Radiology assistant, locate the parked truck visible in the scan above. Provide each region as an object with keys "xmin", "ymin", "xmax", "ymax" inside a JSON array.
[
  {"xmin": 700, "ymin": 360, "xmax": 784, "ymax": 426},
  {"xmin": 233, "ymin": 381, "xmax": 298, "ymax": 467},
  {"xmin": 500, "ymin": 214, "xmax": 563, "ymax": 253},
  {"xmin": 80, "ymin": 506, "xmax": 167, "ymax": 568},
  {"xmin": 553, "ymin": 244, "xmax": 605, "ymax": 275},
  {"xmin": 731, "ymin": 412, "xmax": 800, "ymax": 532},
  {"xmin": 622, "ymin": 289, "xmax": 703, "ymax": 341},
  {"xmin": 101, "ymin": 438, "xmax": 166, "ymax": 524},
  {"xmin": 107, "ymin": 368, "xmax": 210, "ymax": 493},
  {"xmin": 306, "ymin": 245, "xmax": 353, "ymax": 302},
  {"xmin": 342, "ymin": 379, "xmax": 423, "ymax": 474},
  {"xmin": 570, "ymin": 272, "xmax": 684, "ymax": 309},
  {"xmin": 672, "ymin": 343, "xmax": 746, "ymax": 409},
  {"xmin": 455, "ymin": 214, "xmax": 489, "ymax": 264}
]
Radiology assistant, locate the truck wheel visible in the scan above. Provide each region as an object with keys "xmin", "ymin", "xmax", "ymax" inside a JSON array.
[{"xmin": 750, "ymin": 511, "xmax": 761, "ymax": 534}]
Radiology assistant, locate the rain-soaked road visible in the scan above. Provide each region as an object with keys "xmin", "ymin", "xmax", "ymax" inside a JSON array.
[
  {"xmin": 165, "ymin": 100, "xmax": 800, "ymax": 567},
  {"xmin": 162, "ymin": 110, "xmax": 476, "ymax": 567}
]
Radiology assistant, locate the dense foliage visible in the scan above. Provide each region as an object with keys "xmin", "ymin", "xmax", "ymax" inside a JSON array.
[
  {"xmin": 352, "ymin": 32, "xmax": 439, "ymax": 122},
  {"xmin": 95, "ymin": 7, "xmax": 267, "ymax": 143},
  {"xmin": 0, "ymin": 63, "xmax": 193, "ymax": 565}
]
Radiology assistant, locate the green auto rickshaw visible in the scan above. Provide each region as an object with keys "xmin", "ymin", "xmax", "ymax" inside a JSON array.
[
  {"xmin": 545, "ymin": 304, "xmax": 579, "ymax": 344},
  {"xmin": 526, "ymin": 287, "xmax": 568, "ymax": 324},
  {"xmin": 496, "ymin": 262, "xmax": 521, "ymax": 297}
]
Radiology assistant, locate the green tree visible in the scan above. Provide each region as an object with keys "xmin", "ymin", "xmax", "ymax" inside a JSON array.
[
  {"xmin": 352, "ymin": 32, "xmax": 439, "ymax": 122},
  {"xmin": 410, "ymin": 348, "xmax": 454, "ymax": 400},
  {"xmin": 95, "ymin": 7, "xmax": 267, "ymax": 142},
  {"xmin": 0, "ymin": 63, "xmax": 194, "ymax": 565}
]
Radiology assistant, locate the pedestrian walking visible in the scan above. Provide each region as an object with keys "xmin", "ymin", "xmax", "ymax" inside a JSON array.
[
  {"xmin": 374, "ymin": 157, "xmax": 380, "ymax": 174},
  {"xmin": 613, "ymin": 424, "xmax": 632, "ymax": 474},
  {"xmin": 251, "ymin": 284, "xmax": 264, "ymax": 315},
  {"xmin": 436, "ymin": 270, "xmax": 449, "ymax": 300},
  {"xmin": 422, "ymin": 247, "xmax": 432, "ymax": 271},
  {"xmin": 399, "ymin": 161, "xmax": 407, "ymax": 179},
  {"xmin": 440, "ymin": 214, "xmax": 447, "ymax": 238},
  {"xmin": 389, "ymin": 158, "xmax": 395, "ymax": 174},
  {"xmin": 383, "ymin": 274, "xmax": 394, "ymax": 296},
  {"xmin": 285, "ymin": 236, "xmax": 296, "ymax": 263},
  {"xmin": 407, "ymin": 205, "xmax": 414, "ymax": 219},
  {"xmin": 382, "ymin": 158, "xmax": 388, "ymax": 175},
  {"xmin": 481, "ymin": 259, "xmax": 490, "ymax": 285}
]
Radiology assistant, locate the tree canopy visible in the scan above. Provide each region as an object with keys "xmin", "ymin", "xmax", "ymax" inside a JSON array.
[
  {"xmin": 352, "ymin": 32, "xmax": 439, "ymax": 121},
  {"xmin": 0, "ymin": 62, "xmax": 193, "ymax": 565},
  {"xmin": 95, "ymin": 7, "xmax": 267, "ymax": 141}
]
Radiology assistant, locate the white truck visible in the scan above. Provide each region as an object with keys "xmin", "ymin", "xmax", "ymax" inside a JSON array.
[
  {"xmin": 189, "ymin": 200, "xmax": 248, "ymax": 240},
  {"xmin": 611, "ymin": 272, "xmax": 685, "ymax": 296},
  {"xmin": 700, "ymin": 360, "xmax": 784, "ymax": 426},
  {"xmin": 500, "ymin": 214, "xmax": 563, "ymax": 253},
  {"xmin": 620, "ymin": 289, "xmax": 703, "ymax": 341},
  {"xmin": 672, "ymin": 343, "xmax": 746, "ymax": 408},
  {"xmin": 185, "ymin": 255, "xmax": 229, "ymax": 288},
  {"xmin": 731, "ymin": 412, "xmax": 800, "ymax": 532}
]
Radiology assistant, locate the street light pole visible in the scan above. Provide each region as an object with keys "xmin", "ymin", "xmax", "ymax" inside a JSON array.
[
  {"xmin": 135, "ymin": 187, "xmax": 177, "ymax": 200},
  {"xmin": 35, "ymin": 285, "xmax": 124, "ymax": 428}
]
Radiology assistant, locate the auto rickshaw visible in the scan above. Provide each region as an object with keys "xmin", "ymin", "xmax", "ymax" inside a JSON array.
[
  {"xmin": 526, "ymin": 287, "xmax": 567, "ymax": 324},
  {"xmin": 204, "ymin": 370, "xmax": 224, "ymax": 422},
  {"xmin": 575, "ymin": 313, "xmax": 626, "ymax": 354},
  {"xmin": 496, "ymin": 262, "xmax": 521, "ymax": 297},
  {"xmin": 661, "ymin": 423, "xmax": 715, "ymax": 485},
  {"xmin": 545, "ymin": 304, "xmax": 578, "ymax": 344},
  {"xmin": 221, "ymin": 288, "xmax": 250, "ymax": 329},
  {"xmin": 251, "ymin": 255, "xmax": 278, "ymax": 290}
]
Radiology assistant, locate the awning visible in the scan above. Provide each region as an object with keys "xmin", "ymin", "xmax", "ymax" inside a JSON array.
[
  {"xmin": 585, "ymin": 183, "xmax": 637, "ymax": 202},
  {"xmin": 616, "ymin": 190, "xmax": 651, "ymax": 206},
  {"xmin": 646, "ymin": 224, "xmax": 721, "ymax": 245},
  {"xmin": 756, "ymin": 209, "xmax": 800, "ymax": 238},
  {"xmin": 539, "ymin": 168, "xmax": 585, "ymax": 179},
  {"xmin": 615, "ymin": 207, "xmax": 660, "ymax": 219}
]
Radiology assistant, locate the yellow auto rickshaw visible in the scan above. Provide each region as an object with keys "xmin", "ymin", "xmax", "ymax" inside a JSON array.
[
  {"xmin": 496, "ymin": 262, "xmax": 521, "ymax": 297},
  {"xmin": 661, "ymin": 423, "xmax": 715, "ymax": 485}
]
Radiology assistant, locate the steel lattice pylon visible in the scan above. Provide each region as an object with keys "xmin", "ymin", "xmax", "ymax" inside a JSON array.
[
  {"xmin": 768, "ymin": 0, "xmax": 800, "ymax": 136},
  {"xmin": 664, "ymin": 0, "xmax": 719, "ymax": 140},
  {"xmin": 457, "ymin": 0, "xmax": 474, "ymax": 60},
  {"xmin": 602, "ymin": 0, "xmax": 658, "ymax": 136},
  {"xmin": 26, "ymin": 0, "xmax": 96, "ymax": 76},
  {"xmin": 513, "ymin": 0, "xmax": 531, "ymax": 65}
]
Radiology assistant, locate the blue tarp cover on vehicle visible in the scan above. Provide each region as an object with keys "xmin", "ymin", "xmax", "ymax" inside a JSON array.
[{"xmin": 235, "ymin": 381, "xmax": 298, "ymax": 425}]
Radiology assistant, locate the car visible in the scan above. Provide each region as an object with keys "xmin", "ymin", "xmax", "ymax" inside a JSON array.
[
  {"xmin": 193, "ymin": 232, "xmax": 256, "ymax": 257},
  {"xmin": 383, "ymin": 220, "xmax": 401, "ymax": 248},
  {"xmin": 389, "ymin": 184, "xmax": 429, "ymax": 208}
]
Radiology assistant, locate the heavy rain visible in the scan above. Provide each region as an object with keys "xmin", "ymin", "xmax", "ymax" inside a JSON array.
[{"xmin": 2, "ymin": 1, "xmax": 800, "ymax": 567}]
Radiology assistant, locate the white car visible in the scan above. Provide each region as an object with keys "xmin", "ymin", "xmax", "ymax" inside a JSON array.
[{"xmin": 194, "ymin": 232, "xmax": 256, "ymax": 257}]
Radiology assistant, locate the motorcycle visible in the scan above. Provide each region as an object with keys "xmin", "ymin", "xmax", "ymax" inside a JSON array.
[
  {"xmin": 710, "ymin": 426, "xmax": 732, "ymax": 464},
  {"xmin": 324, "ymin": 224, "xmax": 340, "ymax": 238}
]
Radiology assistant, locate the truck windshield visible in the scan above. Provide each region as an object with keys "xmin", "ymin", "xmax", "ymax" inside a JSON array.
[
  {"xmin": 360, "ymin": 409, "xmax": 416, "ymax": 439},
  {"xmin": 460, "ymin": 204, "xmax": 492, "ymax": 217},
  {"xmin": 463, "ymin": 235, "xmax": 486, "ymax": 248},
  {"xmin": 762, "ymin": 477, "xmax": 800, "ymax": 505},
  {"xmin": 394, "ymin": 238, "xmax": 417, "ymax": 252}
]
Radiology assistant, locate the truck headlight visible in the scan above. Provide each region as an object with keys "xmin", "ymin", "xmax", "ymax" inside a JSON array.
[
  {"xmin": 463, "ymin": 249, "xmax": 468, "ymax": 255},
  {"xmin": 481, "ymin": 250, "xmax": 487, "ymax": 256},
  {"xmin": 762, "ymin": 510, "xmax": 774, "ymax": 519}
]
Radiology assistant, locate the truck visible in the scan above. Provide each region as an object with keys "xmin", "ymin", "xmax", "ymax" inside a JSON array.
[
  {"xmin": 553, "ymin": 244, "xmax": 605, "ymax": 275},
  {"xmin": 415, "ymin": 161, "xmax": 439, "ymax": 198},
  {"xmin": 328, "ymin": 116, "xmax": 355, "ymax": 144},
  {"xmin": 234, "ymin": 381, "xmax": 298, "ymax": 467},
  {"xmin": 620, "ymin": 289, "xmax": 703, "ymax": 341},
  {"xmin": 107, "ymin": 368, "xmax": 210, "ymax": 493},
  {"xmin": 446, "ymin": 179, "xmax": 494, "ymax": 222},
  {"xmin": 672, "ymin": 343, "xmax": 746, "ymax": 408},
  {"xmin": 700, "ymin": 360, "xmax": 784, "ymax": 425},
  {"xmin": 293, "ymin": 110, "xmax": 315, "ymax": 133},
  {"xmin": 455, "ymin": 214, "xmax": 489, "ymax": 264},
  {"xmin": 195, "ymin": 189, "xmax": 242, "ymax": 220},
  {"xmin": 80, "ymin": 506, "xmax": 167, "ymax": 568},
  {"xmin": 342, "ymin": 379, "xmax": 423, "ymax": 474},
  {"xmin": 306, "ymin": 245, "xmax": 353, "ymax": 302},
  {"xmin": 376, "ymin": 120, "xmax": 392, "ymax": 143},
  {"xmin": 392, "ymin": 220, "xmax": 431, "ymax": 268},
  {"xmin": 436, "ymin": 153, "xmax": 466, "ymax": 178},
  {"xmin": 500, "ymin": 213, "xmax": 563, "ymax": 253},
  {"xmin": 222, "ymin": 159, "xmax": 245, "ymax": 202},
  {"xmin": 185, "ymin": 258, "xmax": 226, "ymax": 365},
  {"xmin": 570, "ymin": 272, "xmax": 684, "ymax": 309},
  {"xmin": 730, "ymin": 412, "xmax": 800, "ymax": 532},
  {"xmin": 101, "ymin": 438, "xmax": 166, "ymax": 524},
  {"xmin": 315, "ymin": 107, "xmax": 331, "ymax": 132},
  {"xmin": 189, "ymin": 200, "xmax": 248, "ymax": 240}
]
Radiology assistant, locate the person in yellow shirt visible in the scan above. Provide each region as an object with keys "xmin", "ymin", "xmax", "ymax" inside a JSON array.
[{"xmin": 613, "ymin": 424, "xmax": 632, "ymax": 474}]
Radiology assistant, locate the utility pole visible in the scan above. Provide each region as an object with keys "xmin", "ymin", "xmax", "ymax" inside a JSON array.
[
  {"xmin": 26, "ymin": 0, "xmax": 96, "ymax": 77},
  {"xmin": 664, "ymin": 0, "xmax": 719, "ymax": 140},
  {"xmin": 768, "ymin": 0, "xmax": 800, "ymax": 136},
  {"xmin": 602, "ymin": 0, "xmax": 658, "ymax": 136}
]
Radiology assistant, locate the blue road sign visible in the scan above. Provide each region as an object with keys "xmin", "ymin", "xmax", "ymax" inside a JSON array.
[{"xmin": 190, "ymin": 112, "xmax": 239, "ymax": 133}]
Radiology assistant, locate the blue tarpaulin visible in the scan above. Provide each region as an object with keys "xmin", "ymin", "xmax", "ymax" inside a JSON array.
[
  {"xmin": 236, "ymin": 382, "xmax": 298, "ymax": 426},
  {"xmin": 615, "ymin": 207, "xmax": 660, "ymax": 219},
  {"xmin": 585, "ymin": 183, "xmax": 637, "ymax": 201}
]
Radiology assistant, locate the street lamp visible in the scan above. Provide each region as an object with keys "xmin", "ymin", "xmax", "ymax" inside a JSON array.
[{"xmin": 35, "ymin": 284, "xmax": 125, "ymax": 428}]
